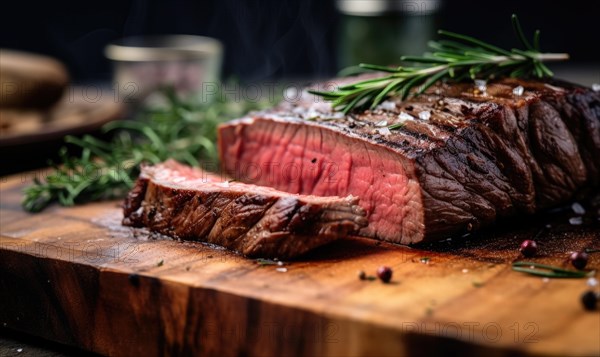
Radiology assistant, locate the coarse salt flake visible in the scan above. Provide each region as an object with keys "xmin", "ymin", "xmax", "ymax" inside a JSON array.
[
  {"xmin": 418, "ymin": 111, "xmax": 431, "ymax": 120},
  {"xmin": 377, "ymin": 127, "xmax": 392, "ymax": 136},
  {"xmin": 512, "ymin": 85, "xmax": 524, "ymax": 96},
  {"xmin": 569, "ymin": 216, "xmax": 583, "ymax": 225},
  {"xmin": 398, "ymin": 112, "xmax": 414, "ymax": 122},
  {"xmin": 587, "ymin": 277, "xmax": 598, "ymax": 287},
  {"xmin": 571, "ymin": 202, "xmax": 586, "ymax": 215},
  {"xmin": 276, "ymin": 267, "xmax": 288, "ymax": 273},
  {"xmin": 375, "ymin": 120, "xmax": 388, "ymax": 127},
  {"xmin": 474, "ymin": 79, "xmax": 487, "ymax": 92},
  {"xmin": 377, "ymin": 101, "xmax": 397, "ymax": 111}
]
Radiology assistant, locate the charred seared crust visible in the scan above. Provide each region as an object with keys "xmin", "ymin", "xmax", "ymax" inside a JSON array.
[
  {"xmin": 122, "ymin": 178, "xmax": 148, "ymax": 227},
  {"xmin": 122, "ymin": 161, "xmax": 367, "ymax": 258}
]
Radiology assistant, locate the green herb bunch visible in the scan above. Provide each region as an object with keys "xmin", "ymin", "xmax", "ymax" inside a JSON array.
[
  {"xmin": 22, "ymin": 88, "xmax": 272, "ymax": 212},
  {"xmin": 309, "ymin": 15, "xmax": 569, "ymax": 114}
]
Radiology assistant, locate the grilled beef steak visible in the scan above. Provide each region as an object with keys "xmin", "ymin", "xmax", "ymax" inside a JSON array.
[
  {"xmin": 122, "ymin": 160, "xmax": 367, "ymax": 258},
  {"xmin": 219, "ymin": 78, "xmax": 600, "ymax": 244}
]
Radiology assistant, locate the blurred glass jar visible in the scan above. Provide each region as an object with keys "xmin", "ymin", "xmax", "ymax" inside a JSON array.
[
  {"xmin": 336, "ymin": 0, "xmax": 441, "ymax": 70},
  {"xmin": 105, "ymin": 35, "xmax": 222, "ymax": 104}
]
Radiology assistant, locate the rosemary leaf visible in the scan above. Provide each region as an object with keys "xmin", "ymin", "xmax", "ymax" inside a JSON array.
[
  {"xmin": 511, "ymin": 14, "xmax": 534, "ymax": 51},
  {"xmin": 533, "ymin": 30, "xmax": 541, "ymax": 52},
  {"xmin": 359, "ymin": 63, "xmax": 401, "ymax": 73},
  {"xmin": 418, "ymin": 68, "xmax": 450, "ymax": 95},
  {"xmin": 388, "ymin": 123, "xmax": 405, "ymax": 130},
  {"xmin": 371, "ymin": 78, "xmax": 404, "ymax": 108},
  {"xmin": 436, "ymin": 30, "xmax": 513, "ymax": 57},
  {"xmin": 512, "ymin": 261, "xmax": 591, "ymax": 279},
  {"xmin": 400, "ymin": 56, "xmax": 451, "ymax": 64}
]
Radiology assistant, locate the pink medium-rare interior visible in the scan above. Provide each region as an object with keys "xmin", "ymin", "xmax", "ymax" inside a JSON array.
[
  {"xmin": 141, "ymin": 159, "xmax": 358, "ymax": 205},
  {"xmin": 219, "ymin": 118, "xmax": 424, "ymax": 243}
]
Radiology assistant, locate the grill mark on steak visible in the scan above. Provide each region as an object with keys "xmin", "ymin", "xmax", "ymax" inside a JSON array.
[
  {"xmin": 122, "ymin": 160, "xmax": 367, "ymax": 258},
  {"xmin": 527, "ymin": 100, "xmax": 587, "ymax": 206},
  {"xmin": 218, "ymin": 77, "xmax": 600, "ymax": 243}
]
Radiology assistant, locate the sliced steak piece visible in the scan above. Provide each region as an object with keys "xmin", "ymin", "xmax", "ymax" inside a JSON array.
[
  {"xmin": 218, "ymin": 78, "xmax": 600, "ymax": 244},
  {"xmin": 122, "ymin": 160, "xmax": 367, "ymax": 258}
]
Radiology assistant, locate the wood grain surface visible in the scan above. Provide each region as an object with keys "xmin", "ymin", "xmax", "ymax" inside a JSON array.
[{"xmin": 1, "ymin": 173, "xmax": 599, "ymax": 357}]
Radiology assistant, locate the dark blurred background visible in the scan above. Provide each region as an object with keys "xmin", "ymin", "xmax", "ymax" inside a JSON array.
[{"xmin": 2, "ymin": 0, "xmax": 599, "ymax": 83}]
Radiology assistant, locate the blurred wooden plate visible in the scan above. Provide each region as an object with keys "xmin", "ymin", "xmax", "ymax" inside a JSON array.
[{"xmin": 0, "ymin": 87, "xmax": 124, "ymax": 147}]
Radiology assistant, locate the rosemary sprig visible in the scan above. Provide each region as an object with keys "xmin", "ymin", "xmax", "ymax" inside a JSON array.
[
  {"xmin": 309, "ymin": 15, "xmax": 569, "ymax": 114},
  {"xmin": 512, "ymin": 261, "xmax": 593, "ymax": 279},
  {"xmin": 22, "ymin": 88, "xmax": 274, "ymax": 212}
]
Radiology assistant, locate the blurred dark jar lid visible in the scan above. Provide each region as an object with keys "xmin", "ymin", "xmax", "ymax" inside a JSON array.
[
  {"xmin": 336, "ymin": 0, "xmax": 441, "ymax": 16},
  {"xmin": 105, "ymin": 35, "xmax": 223, "ymax": 62},
  {"xmin": 104, "ymin": 35, "xmax": 223, "ymax": 103}
]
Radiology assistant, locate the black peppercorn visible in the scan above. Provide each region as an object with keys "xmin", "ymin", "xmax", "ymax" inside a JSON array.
[
  {"xmin": 519, "ymin": 240, "xmax": 538, "ymax": 257},
  {"xmin": 570, "ymin": 251, "xmax": 589, "ymax": 270},
  {"xmin": 376, "ymin": 266, "xmax": 393, "ymax": 283},
  {"xmin": 581, "ymin": 290, "xmax": 598, "ymax": 311}
]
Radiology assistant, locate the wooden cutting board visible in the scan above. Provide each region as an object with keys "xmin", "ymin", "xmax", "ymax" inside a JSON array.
[{"xmin": 1, "ymin": 173, "xmax": 599, "ymax": 357}]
